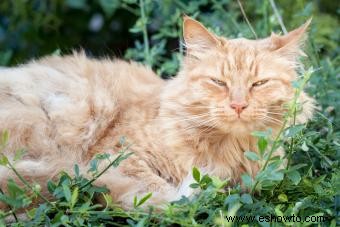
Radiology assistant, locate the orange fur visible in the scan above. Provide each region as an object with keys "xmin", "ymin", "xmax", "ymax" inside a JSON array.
[{"xmin": 0, "ymin": 18, "xmax": 314, "ymax": 209}]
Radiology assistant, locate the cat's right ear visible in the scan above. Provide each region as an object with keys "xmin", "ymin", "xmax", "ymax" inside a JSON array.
[
  {"xmin": 183, "ymin": 16, "xmax": 220, "ymax": 58},
  {"xmin": 269, "ymin": 19, "xmax": 312, "ymax": 60}
]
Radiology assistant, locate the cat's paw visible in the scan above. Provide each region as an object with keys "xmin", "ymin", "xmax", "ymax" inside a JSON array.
[{"xmin": 171, "ymin": 172, "xmax": 203, "ymax": 202}]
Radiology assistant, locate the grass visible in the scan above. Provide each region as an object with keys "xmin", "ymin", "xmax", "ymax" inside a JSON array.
[{"xmin": 0, "ymin": 0, "xmax": 339, "ymax": 226}]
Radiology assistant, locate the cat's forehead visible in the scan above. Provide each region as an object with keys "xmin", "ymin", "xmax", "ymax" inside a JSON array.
[
  {"xmin": 187, "ymin": 37, "xmax": 288, "ymax": 79},
  {"xmin": 188, "ymin": 42, "xmax": 283, "ymax": 80},
  {"xmin": 216, "ymin": 37, "xmax": 283, "ymax": 73},
  {"xmin": 217, "ymin": 39, "xmax": 263, "ymax": 73}
]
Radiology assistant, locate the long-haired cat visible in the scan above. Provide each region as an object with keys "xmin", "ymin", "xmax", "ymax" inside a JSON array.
[{"xmin": 0, "ymin": 17, "xmax": 314, "ymax": 209}]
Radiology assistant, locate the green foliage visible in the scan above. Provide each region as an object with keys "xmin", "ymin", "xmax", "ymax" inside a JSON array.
[
  {"xmin": 0, "ymin": 0, "xmax": 339, "ymax": 226},
  {"xmin": 0, "ymin": 139, "xmax": 132, "ymax": 226}
]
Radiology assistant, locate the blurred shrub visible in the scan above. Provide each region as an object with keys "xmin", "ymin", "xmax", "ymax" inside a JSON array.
[{"xmin": 0, "ymin": 0, "xmax": 338, "ymax": 70}]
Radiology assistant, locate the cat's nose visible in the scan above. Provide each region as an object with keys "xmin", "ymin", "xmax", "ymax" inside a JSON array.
[{"xmin": 230, "ymin": 102, "xmax": 248, "ymax": 115}]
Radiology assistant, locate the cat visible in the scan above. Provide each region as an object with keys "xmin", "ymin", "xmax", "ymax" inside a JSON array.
[{"xmin": 0, "ymin": 16, "xmax": 314, "ymax": 210}]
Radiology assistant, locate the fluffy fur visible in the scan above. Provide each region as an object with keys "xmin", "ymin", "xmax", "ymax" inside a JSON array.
[{"xmin": 0, "ymin": 17, "xmax": 314, "ymax": 209}]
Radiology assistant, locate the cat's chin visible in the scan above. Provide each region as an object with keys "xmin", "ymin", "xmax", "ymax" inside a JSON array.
[
  {"xmin": 216, "ymin": 118, "xmax": 281, "ymax": 137},
  {"xmin": 215, "ymin": 119, "xmax": 259, "ymax": 136}
]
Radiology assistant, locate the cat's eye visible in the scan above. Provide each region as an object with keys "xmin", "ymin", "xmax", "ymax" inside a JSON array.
[
  {"xmin": 252, "ymin": 79, "xmax": 269, "ymax": 87},
  {"xmin": 211, "ymin": 78, "xmax": 226, "ymax": 87}
]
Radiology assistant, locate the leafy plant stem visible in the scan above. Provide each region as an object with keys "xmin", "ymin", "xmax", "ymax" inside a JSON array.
[
  {"xmin": 237, "ymin": 0, "xmax": 258, "ymax": 39},
  {"xmin": 0, "ymin": 187, "xmax": 18, "ymax": 222},
  {"xmin": 286, "ymin": 106, "xmax": 297, "ymax": 170},
  {"xmin": 139, "ymin": 0, "xmax": 151, "ymax": 66},
  {"xmin": 269, "ymin": 0, "xmax": 287, "ymax": 34},
  {"xmin": 79, "ymin": 151, "xmax": 132, "ymax": 191},
  {"xmin": 121, "ymin": 3, "xmax": 139, "ymax": 15},
  {"xmin": 6, "ymin": 161, "xmax": 56, "ymax": 208},
  {"xmin": 251, "ymin": 69, "xmax": 312, "ymax": 193},
  {"xmin": 251, "ymin": 119, "xmax": 288, "ymax": 193}
]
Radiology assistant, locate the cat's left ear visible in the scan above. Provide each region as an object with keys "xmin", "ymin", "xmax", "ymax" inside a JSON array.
[
  {"xmin": 269, "ymin": 19, "xmax": 311, "ymax": 58},
  {"xmin": 183, "ymin": 16, "xmax": 220, "ymax": 58}
]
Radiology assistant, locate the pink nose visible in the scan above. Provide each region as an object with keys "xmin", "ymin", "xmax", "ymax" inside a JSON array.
[{"xmin": 230, "ymin": 102, "xmax": 248, "ymax": 115}]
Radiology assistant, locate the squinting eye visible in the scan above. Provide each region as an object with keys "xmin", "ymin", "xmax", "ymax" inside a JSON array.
[
  {"xmin": 211, "ymin": 78, "xmax": 227, "ymax": 87},
  {"xmin": 252, "ymin": 79, "xmax": 269, "ymax": 87}
]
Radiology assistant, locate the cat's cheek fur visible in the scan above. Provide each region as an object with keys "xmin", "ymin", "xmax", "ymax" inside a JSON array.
[{"xmin": 295, "ymin": 92, "xmax": 316, "ymax": 124}]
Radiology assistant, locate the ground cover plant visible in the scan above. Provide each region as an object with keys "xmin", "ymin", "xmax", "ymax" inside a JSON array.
[{"xmin": 0, "ymin": 0, "xmax": 339, "ymax": 226}]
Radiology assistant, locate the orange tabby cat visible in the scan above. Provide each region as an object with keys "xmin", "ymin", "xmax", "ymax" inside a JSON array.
[{"xmin": 0, "ymin": 17, "xmax": 314, "ymax": 209}]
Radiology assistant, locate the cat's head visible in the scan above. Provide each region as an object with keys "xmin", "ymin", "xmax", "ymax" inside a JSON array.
[{"xmin": 161, "ymin": 17, "xmax": 312, "ymax": 136}]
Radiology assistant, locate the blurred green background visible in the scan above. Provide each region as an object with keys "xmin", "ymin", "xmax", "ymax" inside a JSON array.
[
  {"xmin": 0, "ymin": 0, "xmax": 338, "ymax": 68},
  {"xmin": 0, "ymin": 0, "xmax": 338, "ymax": 125}
]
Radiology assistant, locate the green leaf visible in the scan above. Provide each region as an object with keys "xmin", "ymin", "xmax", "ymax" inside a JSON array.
[
  {"xmin": 224, "ymin": 194, "xmax": 240, "ymax": 206},
  {"xmin": 211, "ymin": 176, "xmax": 228, "ymax": 189},
  {"xmin": 0, "ymin": 193, "xmax": 29, "ymax": 209},
  {"xmin": 251, "ymin": 129, "xmax": 272, "ymax": 138},
  {"xmin": 112, "ymin": 152, "xmax": 134, "ymax": 168},
  {"xmin": 0, "ymin": 179, "xmax": 31, "ymax": 209},
  {"xmin": 260, "ymin": 164, "xmax": 284, "ymax": 182},
  {"xmin": 88, "ymin": 159, "xmax": 99, "ymax": 173},
  {"xmin": 284, "ymin": 125, "xmax": 305, "ymax": 137},
  {"xmin": 62, "ymin": 184, "xmax": 72, "ymax": 202},
  {"xmin": 244, "ymin": 151, "xmax": 260, "ymax": 161},
  {"xmin": 47, "ymin": 180, "xmax": 56, "ymax": 194},
  {"xmin": 70, "ymin": 187, "xmax": 79, "ymax": 209},
  {"xmin": 102, "ymin": 193, "xmax": 113, "ymax": 207},
  {"xmin": 133, "ymin": 196, "xmax": 137, "ymax": 207},
  {"xmin": 99, "ymin": 0, "xmax": 120, "ymax": 17},
  {"xmin": 189, "ymin": 183, "xmax": 200, "ymax": 189},
  {"xmin": 192, "ymin": 167, "xmax": 201, "ymax": 182},
  {"xmin": 95, "ymin": 153, "xmax": 110, "ymax": 160},
  {"xmin": 135, "ymin": 217, "xmax": 148, "ymax": 227},
  {"xmin": 60, "ymin": 215, "xmax": 70, "ymax": 224},
  {"xmin": 274, "ymin": 205, "xmax": 285, "ymax": 217},
  {"xmin": 287, "ymin": 170, "xmax": 301, "ymax": 185},
  {"xmin": 278, "ymin": 193, "xmax": 288, "ymax": 202},
  {"xmin": 240, "ymin": 193, "xmax": 253, "ymax": 204},
  {"xmin": 200, "ymin": 175, "xmax": 212, "ymax": 189},
  {"xmin": 26, "ymin": 208, "xmax": 37, "ymax": 219},
  {"xmin": 241, "ymin": 174, "xmax": 253, "ymax": 188},
  {"xmin": 0, "ymin": 156, "xmax": 8, "ymax": 166},
  {"xmin": 258, "ymin": 137, "xmax": 268, "ymax": 155},
  {"xmin": 136, "ymin": 193, "xmax": 152, "ymax": 207},
  {"xmin": 288, "ymin": 163, "xmax": 307, "ymax": 171},
  {"xmin": 74, "ymin": 164, "xmax": 80, "ymax": 177},
  {"xmin": 66, "ymin": 0, "xmax": 87, "ymax": 9},
  {"xmin": 87, "ymin": 185, "xmax": 109, "ymax": 194},
  {"xmin": 51, "ymin": 211, "xmax": 64, "ymax": 224},
  {"xmin": 226, "ymin": 202, "xmax": 242, "ymax": 219},
  {"xmin": 301, "ymin": 141, "xmax": 309, "ymax": 151},
  {"xmin": 7, "ymin": 179, "xmax": 24, "ymax": 198}
]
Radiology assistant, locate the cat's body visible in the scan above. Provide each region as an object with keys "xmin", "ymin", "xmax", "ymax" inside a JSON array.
[{"xmin": 0, "ymin": 17, "xmax": 314, "ymax": 209}]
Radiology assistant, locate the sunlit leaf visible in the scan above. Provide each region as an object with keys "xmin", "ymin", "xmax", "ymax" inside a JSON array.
[{"xmin": 192, "ymin": 167, "xmax": 201, "ymax": 182}]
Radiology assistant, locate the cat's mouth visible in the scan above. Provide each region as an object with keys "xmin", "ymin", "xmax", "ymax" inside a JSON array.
[{"xmin": 228, "ymin": 113, "xmax": 253, "ymax": 122}]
